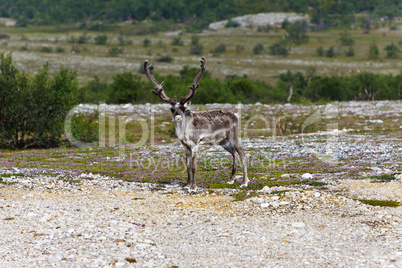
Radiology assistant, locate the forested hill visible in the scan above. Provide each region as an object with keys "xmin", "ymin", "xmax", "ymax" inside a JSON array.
[{"xmin": 0, "ymin": 0, "xmax": 401, "ymax": 27}]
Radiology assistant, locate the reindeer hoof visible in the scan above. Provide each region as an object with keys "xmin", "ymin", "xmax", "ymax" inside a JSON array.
[
  {"xmin": 189, "ymin": 189, "xmax": 197, "ymax": 195},
  {"xmin": 239, "ymin": 180, "xmax": 249, "ymax": 188},
  {"xmin": 227, "ymin": 180, "xmax": 235, "ymax": 184},
  {"xmin": 185, "ymin": 188, "xmax": 197, "ymax": 194}
]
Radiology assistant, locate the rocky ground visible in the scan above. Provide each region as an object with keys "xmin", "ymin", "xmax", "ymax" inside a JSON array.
[
  {"xmin": 1, "ymin": 100, "xmax": 401, "ymax": 267},
  {"xmin": 1, "ymin": 159, "xmax": 401, "ymax": 267}
]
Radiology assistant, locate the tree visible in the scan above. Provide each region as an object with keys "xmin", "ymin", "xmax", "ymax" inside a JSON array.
[
  {"xmin": 339, "ymin": 31, "xmax": 354, "ymax": 46},
  {"xmin": 285, "ymin": 20, "xmax": 309, "ymax": 45},
  {"xmin": 189, "ymin": 35, "xmax": 203, "ymax": 55},
  {"xmin": 0, "ymin": 52, "xmax": 78, "ymax": 148},
  {"xmin": 108, "ymin": 72, "xmax": 145, "ymax": 104},
  {"xmin": 253, "ymin": 44, "xmax": 264, "ymax": 55},
  {"xmin": 94, "ymin": 34, "xmax": 108, "ymax": 45},
  {"xmin": 269, "ymin": 41, "xmax": 289, "ymax": 57},
  {"xmin": 384, "ymin": 43, "xmax": 400, "ymax": 59},
  {"xmin": 368, "ymin": 42, "xmax": 379, "ymax": 59}
]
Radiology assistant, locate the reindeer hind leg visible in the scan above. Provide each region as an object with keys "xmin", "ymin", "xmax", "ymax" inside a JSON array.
[{"xmin": 219, "ymin": 139, "xmax": 237, "ymax": 184}]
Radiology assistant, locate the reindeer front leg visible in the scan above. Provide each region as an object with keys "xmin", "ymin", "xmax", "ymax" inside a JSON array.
[
  {"xmin": 189, "ymin": 148, "xmax": 198, "ymax": 191},
  {"xmin": 184, "ymin": 145, "xmax": 198, "ymax": 192},
  {"xmin": 184, "ymin": 147, "xmax": 192, "ymax": 189}
]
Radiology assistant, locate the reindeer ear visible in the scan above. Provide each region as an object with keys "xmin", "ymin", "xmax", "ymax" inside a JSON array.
[{"xmin": 183, "ymin": 101, "xmax": 191, "ymax": 109}]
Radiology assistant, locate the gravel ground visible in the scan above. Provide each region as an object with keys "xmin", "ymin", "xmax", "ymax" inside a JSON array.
[
  {"xmin": 1, "ymin": 100, "xmax": 401, "ymax": 267},
  {"xmin": 1, "ymin": 169, "xmax": 401, "ymax": 267}
]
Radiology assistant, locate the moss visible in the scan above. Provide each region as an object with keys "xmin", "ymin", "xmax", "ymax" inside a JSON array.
[
  {"xmin": 230, "ymin": 191, "xmax": 261, "ymax": 202},
  {"xmin": 370, "ymin": 174, "xmax": 397, "ymax": 182},
  {"xmin": 358, "ymin": 199, "xmax": 400, "ymax": 207},
  {"xmin": 206, "ymin": 183, "xmax": 239, "ymax": 189},
  {"xmin": 0, "ymin": 173, "xmax": 24, "ymax": 178}
]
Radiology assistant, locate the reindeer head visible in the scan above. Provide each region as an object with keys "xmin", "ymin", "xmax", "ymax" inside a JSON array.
[{"xmin": 144, "ymin": 57, "xmax": 206, "ymax": 123}]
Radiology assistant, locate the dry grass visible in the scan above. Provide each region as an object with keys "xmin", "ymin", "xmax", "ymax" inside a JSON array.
[{"xmin": 0, "ymin": 25, "xmax": 401, "ymax": 84}]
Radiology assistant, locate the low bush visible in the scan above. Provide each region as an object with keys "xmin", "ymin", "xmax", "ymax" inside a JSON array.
[
  {"xmin": 156, "ymin": 55, "xmax": 173, "ymax": 63},
  {"xmin": 253, "ymin": 43, "xmax": 264, "ymax": 55},
  {"xmin": 94, "ymin": 34, "xmax": 108, "ymax": 45},
  {"xmin": 108, "ymin": 47, "xmax": 123, "ymax": 57},
  {"xmin": 39, "ymin": 46, "xmax": 53, "ymax": 53},
  {"xmin": 211, "ymin": 44, "xmax": 226, "ymax": 54},
  {"xmin": 0, "ymin": 52, "xmax": 78, "ymax": 148}
]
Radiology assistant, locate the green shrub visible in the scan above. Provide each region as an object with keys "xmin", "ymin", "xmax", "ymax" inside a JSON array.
[
  {"xmin": 384, "ymin": 43, "xmax": 400, "ymax": 58},
  {"xmin": 39, "ymin": 46, "xmax": 53, "ymax": 53},
  {"xmin": 20, "ymin": 45, "xmax": 29, "ymax": 51},
  {"xmin": 78, "ymin": 76, "xmax": 108, "ymax": 103},
  {"xmin": 269, "ymin": 41, "xmax": 289, "ymax": 56},
  {"xmin": 316, "ymin": 46, "xmax": 324, "ymax": 56},
  {"xmin": 326, "ymin": 46, "xmax": 335, "ymax": 57},
  {"xmin": 368, "ymin": 42, "xmax": 379, "ymax": 59},
  {"xmin": 257, "ymin": 24, "xmax": 273, "ymax": 32},
  {"xmin": 78, "ymin": 34, "xmax": 89, "ymax": 44},
  {"xmin": 171, "ymin": 37, "xmax": 184, "ymax": 46},
  {"xmin": 143, "ymin": 38, "xmax": 151, "ymax": 47},
  {"xmin": 108, "ymin": 72, "xmax": 146, "ymax": 104},
  {"xmin": 71, "ymin": 112, "xmax": 99, "ymax": 143},
  {"xmin": 345, "ymin": 47, "xmax": 354, "ymax": 57},
  {"xmin": 189, "ymin": 35, "xmax": 203, "ymax": 54},
  {"xmin": 56, "ymin": 47, "xmax": 65, "ymax": 53},
  {"xmin": 211, "ymin": 44, "xmax": 226, "ymax": 54},
  {"xmin": 156, "ymin": 55, "xmax": 174, "ymax": 62},
  {"xmin": 339, "ymin": 31, "xmax": 354, "ymax": 46},
  {"xmin": 236, "ymin": 45, "xmax": 244, "ymax": 53},
  {"xmin": 0, "ymin": 52, "xmax": 78, "ymax": 148},
  {"xmin": 108, "ymin": 47, "xmax": 124, "ymax": 57},
  {"xmin": 253, "ymin": 43, "xmax": 264, "ymax": 55},
  {"xmin": 0, "ymin": 34, "xmax": 10, "ymax": 39},
  {"xmin": 285, "ymin": 20, "xmax": 309, "ymax": 45},
  {"xmin": 118, "ymin": 36, "xmax": 132, "ymax": 46},
  {"xmin": 225, "ymin": 19, "xmax": 241, "ymax": 28},
  {"xmin": 94, "ymin": 34, "xmax": 108, "ymax": 45}
]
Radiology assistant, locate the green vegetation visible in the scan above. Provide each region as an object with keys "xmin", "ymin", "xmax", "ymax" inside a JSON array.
[
  {"xmin": 189, "ymin": 36, "xmax": 203, "ymax": 55},
  {"xmin": 370, "ymin": 174, "xmax": 397, "ymax": 182},
  {"xmin": 171, "ymin": 37, "xmax": 184, "ymax": 46},
  {"xmin": 156, "ymin": 54, "xmax": 174, "ymax": 63},
  {"xmin": 339, "ymin": 32, "xmax": 355, "ymax": 46},
  {"xmin": 358, "ymin": 199, "xmax": 401, "ymax": 207},
  {"xmin": 94, "ymin": 34, "xmax": 108, "ymax": 45},
  {"xmin": 0, "ymin": 52, "xmax": 78, "ymax": 149},
  {"xmin": 384, "ymin": 43, "xmax": 401, "ymax": 58},
  {"xmin": 108, "ymin": 47, "xmax": 124, "ymax": 57},
  {"xmin": 368, "ymin": 43, "xmax": 380, "ymax": 59},
  {"xmin": 284, "ymin": 20, "xmax": 309, "ymax": 45},
  {"xmin": 269, "ymin": 41, "xmax": 289, "ymax": 57},
  {"xmin": 211, "ymin": 44, "xmax": 227, "ymax": 54},
  {"xmin": 252, "ymin": 43, "xmax": 264, "ymax": 55}
]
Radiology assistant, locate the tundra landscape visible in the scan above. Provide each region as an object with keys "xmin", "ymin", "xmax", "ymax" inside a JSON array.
[{"xmin": 1, "ymin": 4, "xmax": 402, "ymax": 267}]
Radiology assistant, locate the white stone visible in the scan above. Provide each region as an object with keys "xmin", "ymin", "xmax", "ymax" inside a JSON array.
[
  {"xmin": 302, "ymin": 173, "xmax": 313, "ymax": 180},
  {"xmin": 291, "ymin": 222, "xmax": 306, "ymax": 228}
]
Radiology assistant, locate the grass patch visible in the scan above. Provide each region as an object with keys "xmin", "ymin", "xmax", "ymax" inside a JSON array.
[
  {"xmin": 4, "ymin": 217, "xmax": 14, "ymax": 220},
  {"xmin": 231, "ymin": 191, "xmax": 261, "ymax": 202},
  {"xmin": 358, "ymin": 199, "xmax": 401, "ymax": 207},
  {"xmin": 206, "ymin": 183, "xmax": 239, "ymax": 189},
  {"xmin": 0, "ymin": 173, "xmax": 24, "ymax": 178},
  {"xmin": 370, "ymin": 174, "xmax": 397, "ymax": 182}
]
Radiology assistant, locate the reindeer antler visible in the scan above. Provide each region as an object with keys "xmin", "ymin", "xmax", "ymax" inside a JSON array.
[
  {"xmin": 144, "ymin": 60, "xmax": 176, "ymax": 105},
  {"xmin": 180, "ymin": 56, "xmax": 206, "ymax": 105}
]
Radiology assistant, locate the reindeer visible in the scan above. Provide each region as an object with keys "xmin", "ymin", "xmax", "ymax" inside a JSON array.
[{"xmin": 144, "ymin": 57, "xmax": 248, "ymax": 192}]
